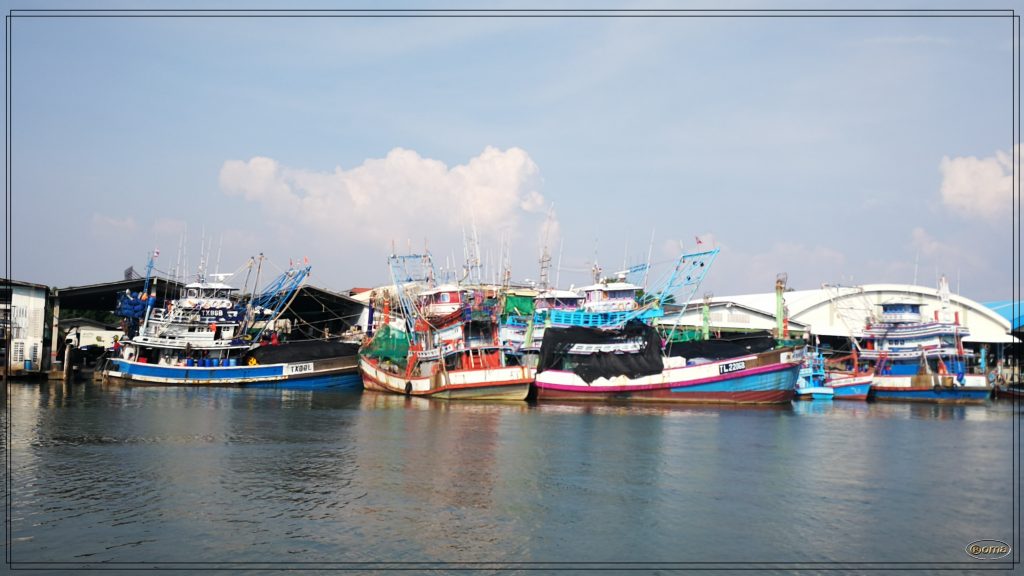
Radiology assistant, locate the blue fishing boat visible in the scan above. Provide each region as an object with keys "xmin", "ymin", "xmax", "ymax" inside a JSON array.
[
  {"xmin": 860, "ymin": 277, "xmax": 990, "ymax": 403},
  {"xmin": 794, "ymin": 349, "xmax": 834, "ymax": 400},
  {"xmin": 825, "ymin": 370, "xmax": 873, "ymax": 400},
  {"xmin": 100, "ymin": 253, "xmax": 360, "ymax": 388},
  {"xmin": 795, "ymin": 345, "xmax": 873, "ymax": 400},
  {"xmin": 818, "ymin": 348, "xmax": 873, "ymax": 400}
]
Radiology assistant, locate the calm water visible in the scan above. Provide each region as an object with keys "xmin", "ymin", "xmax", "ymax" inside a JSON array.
[{"xmin": 3, "ymin": 380, "xmax": 1020, "ymax": 572}]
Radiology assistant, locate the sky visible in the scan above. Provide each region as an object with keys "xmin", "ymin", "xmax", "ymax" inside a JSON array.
[{"xmin": 5, "ymin": 2, "xmax": 1020, "ymax": 303}]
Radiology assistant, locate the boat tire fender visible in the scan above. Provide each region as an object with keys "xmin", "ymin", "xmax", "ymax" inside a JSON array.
[
  {"xmin": 933, "ymin": 384, "xmax": 942, "ymax": 393},
  {"xmin": 405, "ymin": 381, "xmax": 412, "ymax": 395}
]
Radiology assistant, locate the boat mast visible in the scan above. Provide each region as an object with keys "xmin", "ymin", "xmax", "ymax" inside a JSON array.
[
  {"xmin": 140, "ymin": 249, "xmax": 159, "ymax": 334},
  {"xmin": 245, "ymin": 253, "xmax": 265, "ymax": 333},
  {"xmin": 555, "ymin": 237, "xmax": 564, "ymax": 289},
  {"xmin": 534, "ymin": 204, "xmax": 556, "ymax": 290},
  {"xmin": 643, "ymin": 228, "xmax": 655, "ymax": 292}
]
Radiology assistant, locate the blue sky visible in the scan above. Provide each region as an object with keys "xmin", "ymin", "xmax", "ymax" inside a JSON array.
[{"xmin": 6, "ymin": 3, "xmax": 1018, "ymax": 302}]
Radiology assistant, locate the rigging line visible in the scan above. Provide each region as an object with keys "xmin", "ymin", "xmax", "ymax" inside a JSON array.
[{"xmin": 258, "ymin": 256, "xmax": 287, "ymax": 279}]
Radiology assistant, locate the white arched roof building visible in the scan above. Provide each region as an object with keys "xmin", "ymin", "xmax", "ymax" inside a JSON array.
[{"xmin": 659, "ymin": 283, "xmax": 1015, "ymax": 344}]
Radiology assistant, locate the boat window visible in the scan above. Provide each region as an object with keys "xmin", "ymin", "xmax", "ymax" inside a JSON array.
[
  {"xmin": 440, "ymin": 293, "xmax": 450, "ymax": 303},
  {"xmin": 187, "ymin": 289, "xmax": 198, "ymax": 298}
]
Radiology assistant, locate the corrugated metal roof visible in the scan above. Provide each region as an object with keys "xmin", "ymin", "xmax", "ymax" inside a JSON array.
[{"xmin": 982, "ymin": 301, "xmax": 1023, "ymax": 330}]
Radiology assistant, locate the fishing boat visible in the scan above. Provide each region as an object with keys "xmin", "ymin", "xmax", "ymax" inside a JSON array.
[
  {"xmin": 825, "ymin": 371, "xmax": 873, "ymax": 400},
  {"xmin": 993, "ymin": 382, "xmax": 1024, "ymax": 400},
  {"xmin": 499, "ymin": 288, "xmax": 584, "ymax": 367},
  {"xmin": 860, "ymin": 278, "xmax": 990, "ymax": 403},
  {"xmin": 100, "ymin": 253, "xmax": 360, "ymax": 388},
  {"xmin": 819, "ymin": 349, "xmax": 873, "ymax": 400},
  {"xmin": 532, "ymin": 248, "xmax": 802, "ymax": 404},
  {"xmin": 794, "ymin": 350, "xmax": 834, "ymax": 400},
  {"xmin": 358, "ymin": 254, "xmax": 533, "ymax": 400},
  {"xmin": 502, "ymin": 281, "xmax": 657, "ymax": 368},
  {"xmin": 533, "ymin": 320, "xmax": 802, "ymax": 404}
]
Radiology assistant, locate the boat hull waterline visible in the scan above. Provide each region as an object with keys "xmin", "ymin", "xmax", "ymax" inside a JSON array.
[
  {"xmin": 359, "ymin": 357, "xmax": 533, "ymax": 400},
  {"xmin": 870, "ymin": 376, "xmax": 990, "ymax": 404},
  {"xmin": 827, "ymin": 374, "xmax": 873, "ymax": 400},
  {"xmin": 104, "ymin": 356, "xmax": 360, "ymax": 388}
]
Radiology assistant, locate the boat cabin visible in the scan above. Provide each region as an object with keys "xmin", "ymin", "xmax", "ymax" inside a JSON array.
[
  {"xmin": 178, "ymin": 282, "xmax": 238, "ymax": 310},
  {"xmin": 861, "ymin": 300, "xmax": 974, "ymax": 376},
  {"xmin": 576, "ymin": 282, "xmax": 640, "ymax": 313},
  {"xmin": 417, "ymin": 284, "xmax": 465, "ymax": 318},
  {"xmin": 534, "ymin": 289, "xmax": 583, "ymax": 312},
  {"xmin": 878, "ymin": 302, "xmax": 923, "ymax": 324}
]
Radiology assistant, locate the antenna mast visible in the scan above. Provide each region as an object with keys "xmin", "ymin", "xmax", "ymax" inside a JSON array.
[
  {"xmin": 555, "ymin": 237, "xmax": 565, "ymax": 289},
  {"xmin": 501, "ymin": 234, "xmax": 512, "ymax": 291}
]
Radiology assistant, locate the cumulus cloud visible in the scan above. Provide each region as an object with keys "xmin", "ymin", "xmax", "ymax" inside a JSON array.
[
  {"xmin": 153, "ymin": 218, "xmax": 187, "ymax": 237},
  {"xmin": 939, "ymin": 146, "xmax": 1018, "ymax": 221},
  {"xmin": 909, "ymin": 226, "xmax": 973, "ymax": 264},
  {"xmin": 219, "ymin": 147, "xmax": 547, "ymax": 253},
  {"xmin": 698, "ymin": 241, "xmax": 848, "ymax": 295},
  {"xmin": 91, "ymin": 214, "xmax": 137, "ymax": 237},
  {"xmin": 910, "ymin": 227, "xmax": 943, "ymax": 257}
]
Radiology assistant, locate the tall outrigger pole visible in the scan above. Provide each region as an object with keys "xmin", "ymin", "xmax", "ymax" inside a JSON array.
[
  {"xmin": 615, "ymin": 245, "xmax": 718, "ymax": 345},
  {"xmin": 387, "ymin": 252, "xmax": 438, "ymax": 344},
  {"xmin": 652, "ymin": 247, "xmax": 720, "ymax": 347}
]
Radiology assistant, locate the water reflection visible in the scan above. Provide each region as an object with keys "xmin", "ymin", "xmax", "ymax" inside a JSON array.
[
  {"xmin": 530, "ymin": 400, "xmax": 793, "ymax": 418},
  {"xmin": 789, "ymin": 399, "xmax": 1009, "ymax": 421},
  {"xmin": 790, "ymin": 398, "xmax": 870, "ymax": 419},
  {"xmin": 352, "ymin": 390, "xmax": 529, "ymax": 562},
  {"xmin": 359, "ymin": 390, "xmax": 530, "ymax": 415},
  {"xmin": 6, "ymin": 380, "xmax": 1017, "ymax": 566},
  {"xmin": 9, "ymin": 381, "xmax": 370, "ymax": 563}
]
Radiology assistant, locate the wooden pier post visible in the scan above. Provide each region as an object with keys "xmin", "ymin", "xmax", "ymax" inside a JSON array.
[
  {"xmin": 63, "ymin": 339, "xmax": 73, "ymax": 383},
  {"xmin": 49, "ymin": 288, "xmax": 61, "ymax": 372}
]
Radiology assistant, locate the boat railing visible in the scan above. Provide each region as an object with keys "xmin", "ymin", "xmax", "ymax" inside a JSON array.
[{"xmin": 550, "ymin": 309, "xmax": 631, "ymax": 328}]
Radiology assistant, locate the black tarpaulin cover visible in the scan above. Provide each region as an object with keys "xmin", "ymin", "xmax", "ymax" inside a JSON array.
[
  {"xmin": 663, "ymin": 331, "xmax": 775, "ymax": 360},
  {"xmin": 537, "ymin": 320, "xmax": 664, "ymax": 384}
]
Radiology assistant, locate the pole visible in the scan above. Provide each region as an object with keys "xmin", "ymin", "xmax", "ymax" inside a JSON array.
[{"xmin": 48, "ymin": 288, "xmax": 60, "ymax": 373}]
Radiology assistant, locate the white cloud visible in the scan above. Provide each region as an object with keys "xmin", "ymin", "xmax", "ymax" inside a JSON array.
[
  {"xmin": 219, "ymin": 146, "xmax": 547, "ymax": 261},
  {"xmin": 153, "ymin": 218, "xmax": 187, "ymax": 237},
  {"xmin": 91, "ymin": 214, "xmax": 137, "ymax": 237},
  {"xmin": 939, "ymin": 146, "xmax": 1018, "ymax": 221},
  {"xmin": 910, "ymin": 226, "xmax": 943, "ymax": 258},
  {"xmin": 697, "ymin": 240, "xmax": 848, "ymax": 296},
  {"xmin": 909, "ymin": 226, "xmax": 975, "ymax": 266}
]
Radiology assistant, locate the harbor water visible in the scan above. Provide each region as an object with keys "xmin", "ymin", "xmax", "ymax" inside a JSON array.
[{"xmin": 4, "ymin": 381, "xmax": 1019, "ymax": 571}]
